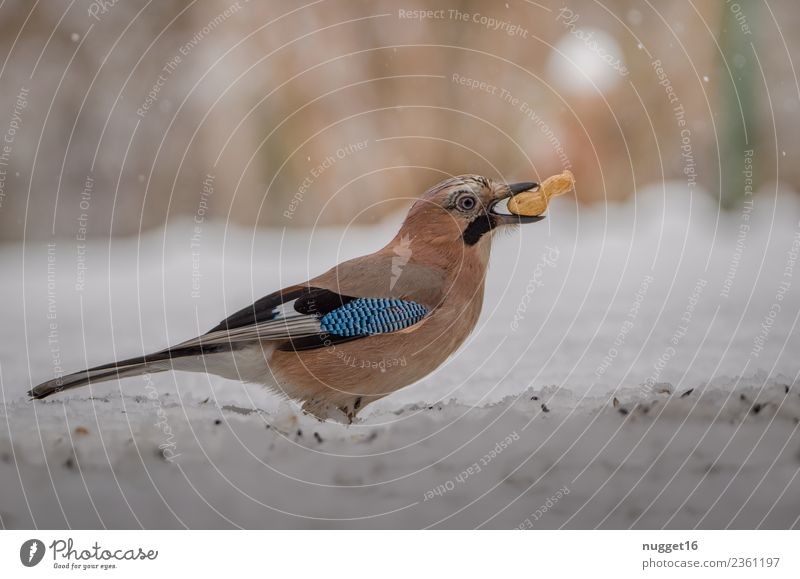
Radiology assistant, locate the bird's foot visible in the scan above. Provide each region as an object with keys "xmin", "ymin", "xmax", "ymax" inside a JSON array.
[{"xmin": 302, "ymin": 395, "xmax": 364, "ymax": 424}]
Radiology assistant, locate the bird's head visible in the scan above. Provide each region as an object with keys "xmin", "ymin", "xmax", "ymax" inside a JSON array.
[{"xmin": 399, "ymin": 174, "xmax": 543, "ymax": 251}]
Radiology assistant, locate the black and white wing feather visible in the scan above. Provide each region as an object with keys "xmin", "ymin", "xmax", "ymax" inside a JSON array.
[{"xmin": 177, "ymin": 285, "xmax": 429, "ymax": 351}]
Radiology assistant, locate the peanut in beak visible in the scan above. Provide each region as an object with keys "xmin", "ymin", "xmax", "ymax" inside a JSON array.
[{"xmin": 507, "ymin": 170, "xmax": 575, "ymax": 216}]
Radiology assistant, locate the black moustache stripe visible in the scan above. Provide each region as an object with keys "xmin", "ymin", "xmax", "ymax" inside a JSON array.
[{"xmin": 462, "ymin": 213, "xmax": 496, "ymax": 245}]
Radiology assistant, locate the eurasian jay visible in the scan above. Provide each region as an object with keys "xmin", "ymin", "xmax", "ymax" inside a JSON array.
[{"xmin": 29, "ymin": 175, "xmax": 543, "ymax": 422}]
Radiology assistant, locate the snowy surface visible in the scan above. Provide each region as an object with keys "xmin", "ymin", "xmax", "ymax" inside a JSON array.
[{"xmin": 2, "ymin": 185, "xmax": 800, "ymax": 528}]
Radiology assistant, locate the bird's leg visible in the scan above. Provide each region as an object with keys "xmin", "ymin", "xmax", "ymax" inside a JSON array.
[
  {"xmin": 299, "ymin": 393, "xmax": 368, "ymax": 424},
  {"xmin": 301, "ymin": 397, "xmax": 350, "ymax": 424},
  {"xmin": 339, "ymin": 396, "xmax": 363, "ymax": 424}
]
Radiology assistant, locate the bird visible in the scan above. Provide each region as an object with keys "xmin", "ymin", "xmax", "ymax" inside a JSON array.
[{"xmin": 29, "ymin": 175, "xmax": 544, "ymax": 422}]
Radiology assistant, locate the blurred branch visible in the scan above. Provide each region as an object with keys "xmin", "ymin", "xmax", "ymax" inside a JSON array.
[{"xmin": 718, "ymin": 2, "xmax": 757, "ymax": 210}]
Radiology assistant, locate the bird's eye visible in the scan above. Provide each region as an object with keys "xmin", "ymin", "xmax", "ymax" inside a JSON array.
[{"xmin": 456, "ymin": 194, "xmax": 476, "ymax": 212}]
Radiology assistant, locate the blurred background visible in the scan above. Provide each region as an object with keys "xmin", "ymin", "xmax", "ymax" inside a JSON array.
[{"xmin": 0, "ymin": 0, "xmax": 796, "ymax": 240}]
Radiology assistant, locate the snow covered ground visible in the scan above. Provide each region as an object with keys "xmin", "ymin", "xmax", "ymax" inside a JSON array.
[{"xmin": 2, "ymin": 184, "xmax": 800, "ymax": 528}]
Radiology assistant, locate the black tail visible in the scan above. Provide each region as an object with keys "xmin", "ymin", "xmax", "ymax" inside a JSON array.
[{"xmin": 28, "ymin": 351, "xmax": 177, "ymax": 400}]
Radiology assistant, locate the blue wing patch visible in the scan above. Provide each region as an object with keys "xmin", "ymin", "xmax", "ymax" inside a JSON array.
[{"xmin": 319, "ymin": 298, "xmax": 428, "ymax": 337}]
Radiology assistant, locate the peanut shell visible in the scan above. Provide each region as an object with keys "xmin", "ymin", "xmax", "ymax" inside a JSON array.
[{"xmin": 507, "ymin": 170, "xmax": 575, "ymax": 216}]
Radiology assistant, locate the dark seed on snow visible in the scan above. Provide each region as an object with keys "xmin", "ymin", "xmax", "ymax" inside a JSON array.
[
  {"xmin": 680, "ymin": 388, "xmax": 694, "ymax": 398},
  {"xmin": 297, "ymin": 429, "xmax": 303, "ymax": 437},
  {"xmin": 618, "ymin": 407, "xmax": 629, "ymax": 415},
  {"xmin": 752, "ymin": 403, "xmax": 763, "ymax": 414},
  {"xmin": 541, "ymin": 404, "xmax": 550, "ymax": 413},
  {"xmin": 314, "ymin": 432, "xmax": 323, "ymax": 443},
  {"xmin": 740, "ymin": 393, "xmax": 748, "ymax": 402},
  {"xmin": 530, "ymin": 395, "xmax": 539, "ymax": 401},
  {"xmin": 214, "ymin": 419, "xmax": 222, "ymax": 425}
]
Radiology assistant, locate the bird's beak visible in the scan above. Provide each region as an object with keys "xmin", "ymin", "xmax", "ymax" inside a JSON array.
[
  {"xmin": 489, "ymin": 182, "xmax": 545, "ymax": 225},
  {"xmin": 508, "ymin": 181, "xmax": 539, "ymax": 195}
]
